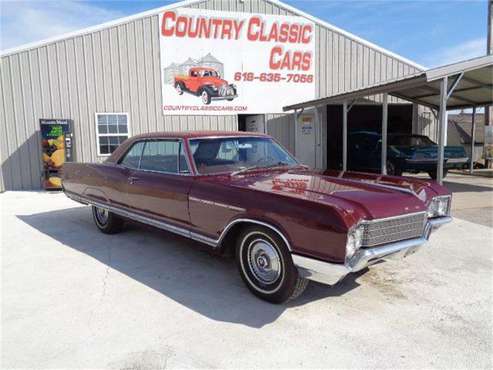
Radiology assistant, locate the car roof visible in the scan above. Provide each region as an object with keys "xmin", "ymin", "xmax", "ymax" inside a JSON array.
[
  {"xmin": 130, "ymin": 131, "xmax": 270, "ymax": 140},
  {"xmin": 350, "ymin": 131, "xmax": 430, "ymax": 138},
  {"xmin": 190, "ymin": 67, "xmax": 216, "ymax": 71}
]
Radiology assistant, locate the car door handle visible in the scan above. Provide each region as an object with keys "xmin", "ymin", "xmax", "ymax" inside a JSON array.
[{"xmin": 128, "ymin": 176, "xmax": 139, "ymax": 184}]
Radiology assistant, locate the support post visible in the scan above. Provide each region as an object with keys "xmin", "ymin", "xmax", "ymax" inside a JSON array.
[
  {"xmin": 437, "ymin": 76, "xmax": 448, "ymax": 184},
  {"xmin": 381, "ymin": 93, "xmax": 388, "ymax": 175},
  {"xmin": 342, "ymin": 101, "xmax": 348, "ymax": 172},
  {"xmin": 486, "ymin": 0, "xmax": 493, "ymax": 168},
  {"xmin": 470, "ymin": 106, "xmax": 476, "ymax": 174}
]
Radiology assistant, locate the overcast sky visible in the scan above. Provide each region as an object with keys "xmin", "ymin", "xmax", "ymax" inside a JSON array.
[{"xmin": 0, "ymin": 0, "xmax": 488, "ymax": 68}]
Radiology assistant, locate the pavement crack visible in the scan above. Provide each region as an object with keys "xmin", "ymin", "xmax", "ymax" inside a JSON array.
[
  {"xmin": 99, "ymin": 243, "xmax": 113, "ymax": 301},
  {"xmin": 87, "ymin": 243, "xmax": 113, "ymax": 334}
]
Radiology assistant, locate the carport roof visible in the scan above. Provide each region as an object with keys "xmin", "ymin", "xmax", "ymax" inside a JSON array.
[{"xmin": 283, "ymin": 55, "xmax": 493, "ymax": 111}]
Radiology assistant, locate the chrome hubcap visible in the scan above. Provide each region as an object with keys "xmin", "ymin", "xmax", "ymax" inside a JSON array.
[
  {"xmin": 176, "ymin": 84, "xmax": 182, "ymax": 93},
  {"xmin": 201, "ymin": 91, "xmax": 208, "ymax": 103},
  {"xmin": 247, "ymin": 239, "xmax": 281, "ymax": 284},
  {"xmin": 95, "ymin": 207, "xmax": 108, "ymax": 225}
]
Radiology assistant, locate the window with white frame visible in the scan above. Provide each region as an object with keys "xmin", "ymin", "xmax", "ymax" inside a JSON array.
[{"xmin": 96, "ymin": 113, "xmax": 130, "ymax": 155}]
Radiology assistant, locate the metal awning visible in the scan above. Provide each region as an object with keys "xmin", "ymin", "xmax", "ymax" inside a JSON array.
[
  {"xmin": 283, "ymin": 55, "xmax": 493, "ymax": 185},
  {"xmin": 284, "ymin": 55, "xmax": 493, "ymax": 111}
]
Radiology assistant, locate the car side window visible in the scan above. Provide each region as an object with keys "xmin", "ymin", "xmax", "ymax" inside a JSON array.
[
  {"xmin": 139, "ymin": 140, "xmax": 190, "ymax": 174},
  {"xmin": 120, "ymin": 141, "xmax": 145, "ymax": 169}
]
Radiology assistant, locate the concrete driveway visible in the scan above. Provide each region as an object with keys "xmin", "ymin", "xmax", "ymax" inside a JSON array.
[{"xmin": 1, "ymin": 187, "xmax": 492, "ymax": 368}]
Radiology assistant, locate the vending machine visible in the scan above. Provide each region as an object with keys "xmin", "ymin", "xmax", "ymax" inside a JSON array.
[{"xmin": 40, "ymin": 119, "xmax": 74, "ymax": 190}]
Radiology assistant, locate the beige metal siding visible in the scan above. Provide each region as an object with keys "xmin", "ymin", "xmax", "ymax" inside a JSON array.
[
  {"xmin": 265, "ymin": 114, "xmax": 295, "ymax": 154},
  {"xmin": 0, "ymin": 0, "xmax": 424, "ymax": 190}
]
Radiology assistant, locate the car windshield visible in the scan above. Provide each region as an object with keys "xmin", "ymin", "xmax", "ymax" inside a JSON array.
[
  {"xmin": 189, "ymin": 137, "xmax": 299, "ymax": 175},
  {"xmin": 389, "ymin": 135, "xmax": 436, "ymax": 147}
]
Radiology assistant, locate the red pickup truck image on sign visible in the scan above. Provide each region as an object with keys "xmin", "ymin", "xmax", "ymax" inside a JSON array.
[{"xmin": 174, "ymin": 67, "xmax": 238, "ymax": 105}]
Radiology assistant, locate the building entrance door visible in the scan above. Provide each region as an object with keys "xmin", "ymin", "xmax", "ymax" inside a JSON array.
[{"xmin": 295, "ymin": 112, "xmax": 317, "ymax": 168}]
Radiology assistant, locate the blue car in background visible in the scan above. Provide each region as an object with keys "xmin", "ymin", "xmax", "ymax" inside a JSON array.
[{"xmin": 348, "ymin": 131, "xmax": 469, "ymax": 179}]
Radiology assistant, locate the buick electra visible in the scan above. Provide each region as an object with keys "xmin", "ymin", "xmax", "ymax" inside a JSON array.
[{"xmin": 62, "ymin": 131, "xmax": 452, "ymax": 303}]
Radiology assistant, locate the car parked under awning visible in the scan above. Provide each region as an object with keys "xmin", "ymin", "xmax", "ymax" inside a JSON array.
[{"xmin": 283, "ymin": 54, "xmax": 493, "ymax": 184}]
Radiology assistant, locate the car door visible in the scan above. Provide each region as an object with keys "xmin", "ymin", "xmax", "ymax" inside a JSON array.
[
  {"xmin": 188, "ymin": 70, "xmax": 200, "ymax": 92},
  {"xmin": 125, "ymin": 139, "xmax": 193, "ymax": 228},
  {"xmin": 105, "ymin": 141, "xmax": 146, "ymax": 208}
]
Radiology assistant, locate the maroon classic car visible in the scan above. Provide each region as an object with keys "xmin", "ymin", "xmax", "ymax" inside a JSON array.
[{"xmin": 62, "ymin": 131, "xmax": 452, "ymax": 303}]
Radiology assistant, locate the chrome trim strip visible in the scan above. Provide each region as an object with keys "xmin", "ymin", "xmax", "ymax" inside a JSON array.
[
  {"xmin": 359, "ymin": 211, "xmax": 427, "ymax": 224},
  {"xmin": 211, "ymin": 94, "xmax": 238, "ymax": 101},
  {"xmin": 189, "ymin": 196, "xmax": 246, "ymax": 212},
  {"xmin": 65, "ymin": 192, "xmax": 288, "ymax": 251},
  {"xmin": 65, "ymin": 192, "xmax": 217, "ymax": 247},
  {"xmin": 217, "ymin": 218, "xmax": 293, "ymax": 252}
]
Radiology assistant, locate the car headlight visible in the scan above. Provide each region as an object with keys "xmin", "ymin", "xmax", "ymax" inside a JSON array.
[
  {"xmin": 427, "ymin": 196, "xmax": 451, "ymax": 218},
  {"xmin": 346, "ymin": 224, "xmax": 364, "ymax": 263}
]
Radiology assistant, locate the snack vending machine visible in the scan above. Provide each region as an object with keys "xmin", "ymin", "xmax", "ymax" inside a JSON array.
[{"xmin": 40, "ymin": 119, "xmax": 74, "ymax": 189}]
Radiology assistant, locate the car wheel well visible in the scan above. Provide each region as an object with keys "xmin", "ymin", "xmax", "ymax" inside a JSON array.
[
  {"xmin": 218, "ymin": 220, "xmax": 291, "ymax": 257},
  {"xmin": 219, "ymin": 222, "xmax": 245, "ymax": 257}
]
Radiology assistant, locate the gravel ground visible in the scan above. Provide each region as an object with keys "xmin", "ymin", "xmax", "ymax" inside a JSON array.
[{"xmin": 1, "ymin": 191, "xmax": 492, "ymax": 369}]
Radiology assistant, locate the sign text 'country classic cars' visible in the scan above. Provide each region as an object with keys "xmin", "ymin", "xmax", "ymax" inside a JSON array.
[{"xmin": 160, "ymin": 9, "xmax": 315, "ymax": 115}]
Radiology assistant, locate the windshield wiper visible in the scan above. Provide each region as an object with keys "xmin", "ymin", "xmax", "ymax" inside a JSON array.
[{"xmin": 231, "ymin": 161, "xmax": 290, "ymax": 176}]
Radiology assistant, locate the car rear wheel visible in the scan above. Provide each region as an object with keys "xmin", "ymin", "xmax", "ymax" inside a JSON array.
[
  {"xmin": 92, "ymin": 205, "xmax": 124, "ymax": 234},
  {"xmin": 201, "ymin": 89, "xmax": 211, "ymax": 105},
  {"xmin": 236, "ymin": 226, "xmax": 308, "ymax": 303},
  {"xmin": 175, "ymin": 82, "xmax": 184, "ymax": 95}
]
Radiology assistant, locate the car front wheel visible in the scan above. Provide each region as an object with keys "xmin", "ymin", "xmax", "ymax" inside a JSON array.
[
  {"xmin": 92, "ymin": 205, "xmax": 124, "ymax": 234},
  {"xmin": 387, "ymin": 160, "xmax": 402, "ymax": 176},
  {"xmin": 201, "ymin": 89, "xmax": 211, "ymax": 105},
  {"xmin": 236, "ymin": 226, "xmax": 308, "ymax": 303}
]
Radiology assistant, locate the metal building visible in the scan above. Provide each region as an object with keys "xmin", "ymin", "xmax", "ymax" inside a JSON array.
[{"xmin": 0, "ymin": 0, "xmax": 429, "ymax": 191}]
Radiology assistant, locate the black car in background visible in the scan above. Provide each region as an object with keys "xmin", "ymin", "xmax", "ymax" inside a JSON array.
[{"xmin": 348, "ymin": 131, "xmax": 469, "ymax": 179}]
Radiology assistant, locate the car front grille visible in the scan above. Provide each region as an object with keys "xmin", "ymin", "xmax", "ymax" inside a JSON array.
[
  {"xmin": 219, "ymin": 85, "xmax": 234, "ymax": 96},
  {"xmin": 361, "ymin": 212, "xmax": 427, "ymax": 247}
]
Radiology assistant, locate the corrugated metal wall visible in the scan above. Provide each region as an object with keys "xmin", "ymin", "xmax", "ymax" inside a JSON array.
[
  {"xmin": 0, "ymin": 0, "xmax": 424, "ymax": 191},
  {"xmin": 265, "ymin": 114, "xmax": 295, "ymax": 154}
]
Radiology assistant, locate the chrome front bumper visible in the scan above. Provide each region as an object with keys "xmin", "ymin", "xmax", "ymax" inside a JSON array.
[
  {"xmin": 211, "ymin": 94, "xmax": 238, "ymax": 101},
  {"xmin": 293, "ymin": 216, "xmax": 452, "ymax": 286}
]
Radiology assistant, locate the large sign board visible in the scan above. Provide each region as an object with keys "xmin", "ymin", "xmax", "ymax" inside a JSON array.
[{"xmin": 159, "ymin": 8, "xmax": 315, "ymax": 115}]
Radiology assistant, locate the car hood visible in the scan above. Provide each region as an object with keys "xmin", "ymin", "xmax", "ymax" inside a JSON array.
[
  {"xmin": 201, "ymin": 77, "xmax": 228, "ymax": 87},
  {"xmin": 393, "ymin": 145, "xmax": 467, "ymax": 159},
  {"xmin": 220, "ymin": 168, "xmax": 446, "ymax": 224}
]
